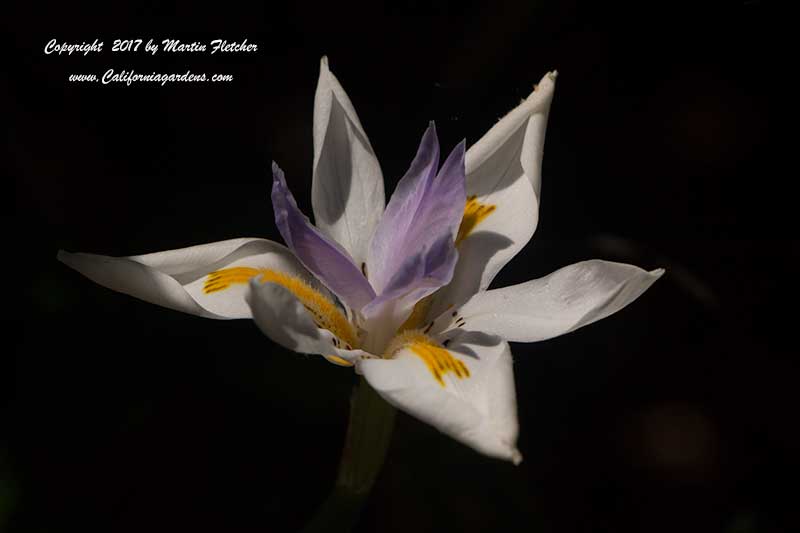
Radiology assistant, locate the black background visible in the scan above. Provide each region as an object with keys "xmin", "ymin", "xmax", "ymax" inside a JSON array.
[{"xmin": 7, "ymin": 1, "xmax": 792, "ymax": 532}]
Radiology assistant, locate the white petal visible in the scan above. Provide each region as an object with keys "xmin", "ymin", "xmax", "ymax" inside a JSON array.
[
  {"xmin": 248, "ymin": 280, "xmax": 369, "ymax": 363},
  {"xmin": 428, "ymin": 72, "xmax": 557, "ymax": 318},
  {"xmin": 447, "ymin": 260, "xmax": 664, "ymax": 342},
  {"xmin": 312, "ymin": 56, "xmax": 385, "ymax": 265},
  {"xmin": 358, "ymin": 331, "xmax": 521, "ymax": 463},
  {"xmin": 429, "ymin": 172, "xmax": 536, "ymax": 319},
  {"xmin": 58, "ymin": 238, "xmax": 308, "ymax": 319},
  {"xmin": 466, "ymin": 71, "xmax": 556, "ymax": 197}
]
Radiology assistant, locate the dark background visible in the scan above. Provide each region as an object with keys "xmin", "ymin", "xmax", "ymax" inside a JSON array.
[{"xmin": 6, "ymin": 1, "xmax": 792, "ymax": 532}]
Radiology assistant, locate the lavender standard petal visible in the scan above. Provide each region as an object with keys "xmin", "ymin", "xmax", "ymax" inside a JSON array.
[
  {"xmin": 272, "ymin": 162, "xmax": 376, "ymax": 310},
  {"xmin": 367, "ymin": 123, "xmax": 466, "ymax": 300},
  {"xmin": 363, "ymin": 232, "xmax": 458, "ymax": 319}
]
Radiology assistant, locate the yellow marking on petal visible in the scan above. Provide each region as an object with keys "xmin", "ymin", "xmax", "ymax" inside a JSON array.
[
  {"xmin": 386, "ymin": 330, "xmax": 469, "ymax": 387},
  {"xmin": 324, "ymin": 355, "xmax": 354, "ymax": 367},
  {"xmin": 456, "ymin": 195, "xmax": 496, "ymax": 246},
  {"xmin": 204, "ymin": 267, "xmax": 358, "ymax": 348}
]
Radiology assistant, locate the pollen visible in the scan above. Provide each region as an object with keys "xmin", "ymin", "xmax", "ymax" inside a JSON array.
[
  {"xmin": 204, "ymin": 267, "xmax": 358, "ymax": 349},
  {"xmin": 456, "ymin": 195, "xmax": 496, "ymax": 246},
  {"xmin": 386, "ymin": 330, "xmax": 470, "ymax": 387}
]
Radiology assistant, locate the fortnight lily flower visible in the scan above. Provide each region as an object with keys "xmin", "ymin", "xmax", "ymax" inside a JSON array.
[{"xmin": 59, "ymin": 57, "xmax": 662, "ymax": 464}]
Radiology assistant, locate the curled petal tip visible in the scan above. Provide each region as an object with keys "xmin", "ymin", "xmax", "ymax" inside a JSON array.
[
  {"xmin": 511, "ymin": 449, "xmax": 523, "ymax": 466},
  {"xmin": 320, "ymin": 55, "xmax": 329, "ymax": 68},
  {"xmin": 651, "ymin": 267, "xmax": 666, "ymax": 278},
  {"xmin": 271, "ymin": 162, "xmax": 285, "ymax": 183},
  {"xmin": 534, "ymin": 71, "xmax": 557, "ymax": 93},
  {"xmin": 422, "ymin": 122, "xmax": 439, "ymax": 150},
  {"xmin": 56, "ymin": 249, "xmax": 80, "ymax": 268}
]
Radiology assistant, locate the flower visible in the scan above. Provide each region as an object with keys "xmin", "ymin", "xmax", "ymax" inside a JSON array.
[{"xmin": 58, "ymin": 57, "xmax": 663, "ymax": 465}]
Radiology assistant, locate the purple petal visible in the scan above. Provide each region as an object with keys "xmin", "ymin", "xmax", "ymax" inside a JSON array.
[
  {"xmin": 366, "ymin": 123, "xmax": 466, "ymax": 302},
  {"xmin": 271, "ymin": 162, "xmax": 376, "ymax": 310},
  {"xmin": 363, "ymin": 232, "xmax": 457, "ymax": 318}
]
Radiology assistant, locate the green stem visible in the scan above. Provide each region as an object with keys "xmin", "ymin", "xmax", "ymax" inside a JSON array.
[{"xmin": 301, "ymin": 377, "xmax": 396, "ymax": 533}]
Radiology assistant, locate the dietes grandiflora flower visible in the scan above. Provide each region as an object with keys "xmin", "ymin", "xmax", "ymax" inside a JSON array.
[{"xmin": 59, "ymin": 58, "xmax": 663, "ymax": 464}]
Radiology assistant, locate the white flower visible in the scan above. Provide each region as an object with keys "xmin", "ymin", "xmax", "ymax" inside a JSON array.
[{"xmin": 59, "ymin": 57, "xmax": 663, "ymax": 465}]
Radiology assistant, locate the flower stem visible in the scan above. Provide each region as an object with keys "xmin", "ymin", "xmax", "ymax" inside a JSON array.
[{"xmin": 301, "ymin": 376, "xmax": 396, "ymax": 533}]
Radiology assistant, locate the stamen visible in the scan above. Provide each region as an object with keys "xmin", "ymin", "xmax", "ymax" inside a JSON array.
[
  {"xmin": 385, "ymin": 330, "xmax": 470, "ymax": 387},
  {"xmin": 456, "ymin": 195, "xmax": 496, "ymax": 246}
]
